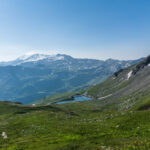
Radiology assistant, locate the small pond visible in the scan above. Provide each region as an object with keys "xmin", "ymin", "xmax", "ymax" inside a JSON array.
[{"xmin": 56, "ymin": 96, "xmax": 92, "ymax": 104}]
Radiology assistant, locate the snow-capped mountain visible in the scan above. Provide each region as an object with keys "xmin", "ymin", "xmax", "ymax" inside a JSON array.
[
  {"xmin": 0, "ymin": 53, "xmax": 143, "ymax": 104},
  {"xmin": 0, "ymin": 53, "xmax": 142, "ymax": 70},
  {"xmin": 0, "ymin": 54, "xmax": 65, "ymax": 66},
  {"xmin": 17, "ymin": 54, "xmax": 64, "ymax": 63}
]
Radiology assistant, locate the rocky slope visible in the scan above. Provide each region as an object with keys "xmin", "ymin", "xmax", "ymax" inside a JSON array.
[{"xmin": 87, "ymin": 55, "xmax": 150, "ymax": 111}]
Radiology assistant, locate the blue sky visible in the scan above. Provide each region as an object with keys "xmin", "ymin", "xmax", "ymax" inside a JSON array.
[{"xmin": 0, "ymin": 0, "xmax": 150, "ymax": 61}]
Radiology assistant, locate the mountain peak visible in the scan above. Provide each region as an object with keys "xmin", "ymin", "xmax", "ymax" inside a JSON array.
[{"xmin": 16, "ymin": 53, "xmax": 65, "ymax": 63}]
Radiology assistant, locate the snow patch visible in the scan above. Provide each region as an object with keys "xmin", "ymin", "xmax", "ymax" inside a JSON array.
[
  {"xmin": 148, "ymin": 63, "xmax": 150, "ymax": 66},
  {"xmin": 98, "ymin": 94, "xmax": 112, "ymax": 100},
  {"xmin": 17, "ymin": 54, "xmax": 64, "ymax": 63},
  {"xmin": 127, "ymin": 70, "xmax": 133, "ymax": 80}
]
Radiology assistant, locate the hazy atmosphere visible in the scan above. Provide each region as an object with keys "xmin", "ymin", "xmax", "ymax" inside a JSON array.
[{"xmin": 0, "ymin": 0, "xmax": 150, "ymax": 61}]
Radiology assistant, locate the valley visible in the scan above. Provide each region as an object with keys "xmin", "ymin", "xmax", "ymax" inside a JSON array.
[{"xmin": 0, "ymin": 54, "xmax": 142, "ymax": 104}]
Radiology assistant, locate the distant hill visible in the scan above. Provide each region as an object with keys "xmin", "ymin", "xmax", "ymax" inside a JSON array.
[{"xmin": 0, "ymin": 53, "xmax": 143, "ymax": 104}]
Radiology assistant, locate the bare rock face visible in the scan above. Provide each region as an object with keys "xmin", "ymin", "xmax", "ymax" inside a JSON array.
[{"xmin": 133, "ymin": 55, "xmax": 150, "ymax": 75}]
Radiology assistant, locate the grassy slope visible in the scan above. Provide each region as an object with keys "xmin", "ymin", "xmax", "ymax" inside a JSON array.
[
  {"xmin": 1, "ymin": 91, "xmax": 150, "ymax": 150},
  {"xmin": 87, "ymin": 65, "xmax": 133, "ymax": 98}
]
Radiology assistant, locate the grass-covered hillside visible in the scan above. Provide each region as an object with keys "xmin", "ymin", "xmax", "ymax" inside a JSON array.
[
  {"xmin": 1, "ymin": 93, "xmax": 150, "ymax": 150},
  {"xmin": 1, "ymin": 56, "xmax": 150, "ymax": 149},
  {"xmin": 87, "ymin": 55, "xmax": 150, "ymax": 101}
]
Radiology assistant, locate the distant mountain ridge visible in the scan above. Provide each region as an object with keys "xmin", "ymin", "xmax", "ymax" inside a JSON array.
[
  {"xmin": 0, "ymin": 54, "xmax": 65, "ymax": 66},
  {"xmin": 0, "ymin": 53, "xmax": 143, "ymax": 104},
  {"xmin": 0, "ymin": 53, "xmax": 143, "ymax": 68}
]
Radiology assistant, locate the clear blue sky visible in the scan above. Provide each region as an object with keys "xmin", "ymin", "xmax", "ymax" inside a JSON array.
[{"xmin": 0, "ymin": 0, "xmax": 150, "ymax": 61}]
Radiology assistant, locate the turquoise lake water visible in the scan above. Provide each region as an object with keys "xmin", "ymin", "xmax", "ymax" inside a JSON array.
[{"xmin": 56, "ymin": 96, "xmax": 92, "ymax": 104}]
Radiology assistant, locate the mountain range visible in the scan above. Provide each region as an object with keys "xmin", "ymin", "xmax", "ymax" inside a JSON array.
[
  {"xmin": 1, "ymin": 55, "xmax": 150, "ymax": 149},
  {"xmin": 0, "ymin": 53, "xmax": 143, "ymax": 104}
]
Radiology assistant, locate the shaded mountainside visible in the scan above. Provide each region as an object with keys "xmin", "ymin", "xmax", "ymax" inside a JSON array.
[{"xmin": 0, "ymin": 54, "xmax": 142, "ymax": 104}]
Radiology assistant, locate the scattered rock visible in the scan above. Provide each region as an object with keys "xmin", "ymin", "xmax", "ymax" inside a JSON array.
[{"xmin": 2, "ymin": 132, "xmax": 7, "ymax": 139}]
